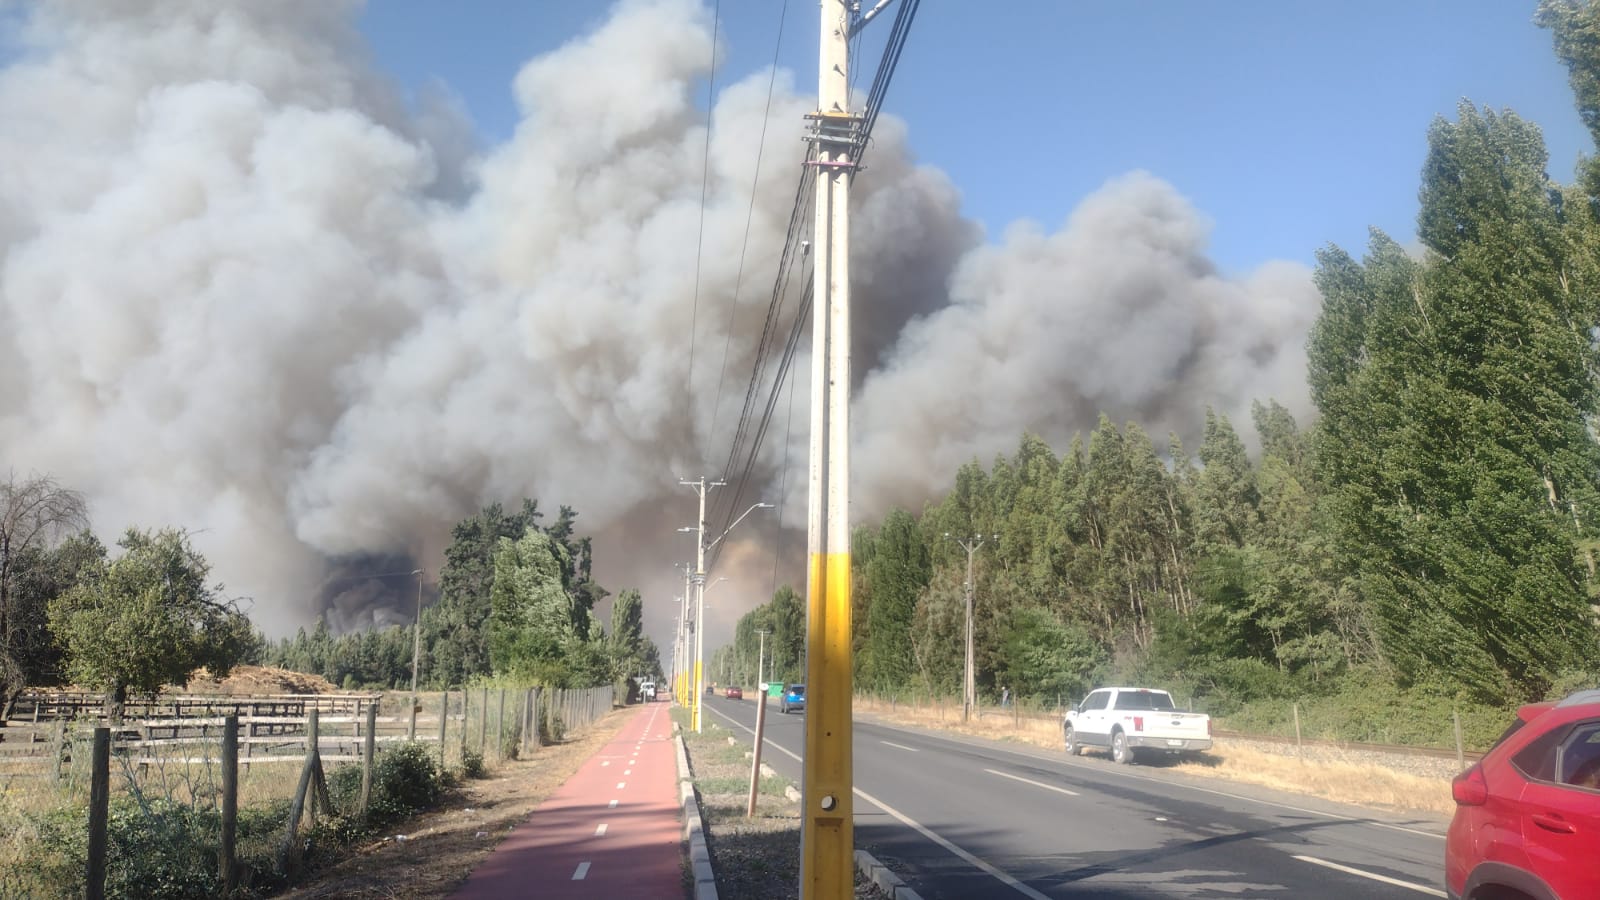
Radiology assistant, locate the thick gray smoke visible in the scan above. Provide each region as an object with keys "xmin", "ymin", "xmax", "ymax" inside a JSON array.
[{"xmin": 0, "ymin": 0, "xmax": 1315, "ymax": 651}]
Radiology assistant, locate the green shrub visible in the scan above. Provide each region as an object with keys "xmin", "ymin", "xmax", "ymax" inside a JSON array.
[
  {"xmin": 461, "ymin": 748, "xmax": 487, "ymax": 779},
  {"xmin": 324, "ymin": 742, "xmax": 443, "ymax": 828}
]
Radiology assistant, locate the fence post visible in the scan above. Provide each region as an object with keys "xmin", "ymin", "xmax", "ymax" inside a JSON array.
[
  {"xmin": 438, "ymin": 691, "xmax": 450, "ymax": 768},
  {"xmin": 220, "ymin": 715, "xmax": 238, "ymax": 895},
  {"xmin": 1292, "ymin": 703, "xmax": 1303, "ymax": 761},
  {"xmin": 478, "ymin": 687, "xmax": 489, "ymax": 754},
  {"xmin": 86, "ymin": 726, "xmax": 110, "ymax": 900},
  {"xmin": 1453, "ymin": 709, "xmax": 1465, "ymax": 770},
  {"xmin": 360, "ymin": 702, "xmax": 377, "ymax": 818},
  {"xmin": 497, "ymin": 689, "xmax": 507, "ymax": 760}
]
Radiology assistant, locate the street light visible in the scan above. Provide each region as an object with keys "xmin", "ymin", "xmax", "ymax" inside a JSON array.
[
  {"xmin": 944, "ymin": 533, "xmax": 997, "ymax": 724},
  {"xmin": 691, "ymin": 501, "xmax": 773, "ymax": 733}
]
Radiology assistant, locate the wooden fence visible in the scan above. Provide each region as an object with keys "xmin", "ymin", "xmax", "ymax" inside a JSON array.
[{"xmin": 8, "ymin": 685, "xmax": 618, "ymax": 898}]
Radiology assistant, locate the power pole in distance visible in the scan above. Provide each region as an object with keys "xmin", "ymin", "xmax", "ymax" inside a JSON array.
[
  {"xmin": 681, "ymin": 476, "xmax": 724, "ymax": 733},
  {"xmin": 945, "ymin": 534, "xmax": 997, "ymax": 724}
]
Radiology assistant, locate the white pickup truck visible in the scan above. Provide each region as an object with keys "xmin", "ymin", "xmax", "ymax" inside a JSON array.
[{"xmin": 1063, "ymin": 686, "xmax": 1211, "ymax": 765}]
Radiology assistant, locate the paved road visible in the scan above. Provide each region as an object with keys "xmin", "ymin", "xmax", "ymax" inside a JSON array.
[
  {"xmin": 454, "ymin": 704, "xmax": 682, "ymax": 899},
  {"xmin": 703, "ymin": 694, "xmax": 1448, "ymax": 899}
]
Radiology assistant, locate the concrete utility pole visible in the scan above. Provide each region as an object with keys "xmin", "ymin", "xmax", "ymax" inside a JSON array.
[
  {"xmin": 803, "ymin": 1, "xmax": 859, "ymax": 895},
  {"xmin": 673, "ymin": 562, "xmax": 692, "ymax": 703},
  {"xmin": 945, "ymin": 534, "xmax": 996, "ymax": 724},
  {"xmin": 408, "ymin": 568, "xmax": 424, "ymax": 740},
  {"xmin": 682, "ymin": 476, "xmax": 724, "ymax": 733},
  {"xmin": 756, "ymin": 628, "xmax": 771, "ymax": 690}
]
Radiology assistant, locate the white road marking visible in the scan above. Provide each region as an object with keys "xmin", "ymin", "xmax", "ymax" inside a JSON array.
[
  {"xmin": 617, "ymin": 782, "xmax": 626, "ymax": 789},
  {"xmin": 594, "ymin": 823, "xmax": 608, "ymax": 836},
  {"xmin": 609, "ymin": 799, "xmax": 618, "ymax": 808},
  {"xmin": 984, "ymin": 768, "xmax": 1080, "ymax": 796},
  {"xmin": 624, "ymin": 769, "xmax": 632, "ymax": 775},
  {"xmin": 602, "ymin": 761, "xmax": 610, "ymax": 767},
  {"xmin": 855, "ymin": 785, "xmax": 1053, "ymax": 900},
  {"xmin": 1292, "ymin": 855, "xmax": 1445, "ymax": 897},
  {"xmin": 572, "ymin": 862, "xmax": 590, "ymax": 880},
  {"xmin": 880, "ymin": 740, "xmax": 919, "ymax": 752},
  {"xmin": 705, "ymin": 706, "xmax": 1048, "ymax": 900}
]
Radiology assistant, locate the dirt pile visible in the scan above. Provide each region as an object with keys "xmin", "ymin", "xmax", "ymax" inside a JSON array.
[{"xmin": 185, "ymin": 665, "xmax": 338, "ymax": 695}]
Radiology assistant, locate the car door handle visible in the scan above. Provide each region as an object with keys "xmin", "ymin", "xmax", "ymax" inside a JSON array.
[{"xmin": 1532, "ymin": 813, "xmax": 1576, "ymax": 834}]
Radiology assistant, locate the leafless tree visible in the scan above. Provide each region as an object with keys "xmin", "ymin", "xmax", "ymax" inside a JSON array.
[{"xmin": 0, "ymin": 472, "xmax": 89, "ymax": 710}]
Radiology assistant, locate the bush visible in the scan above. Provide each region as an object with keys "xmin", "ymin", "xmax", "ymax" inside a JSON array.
[
  {"xmin": 326, "ymin": 741, "xmax": 444, "ymax": 827},
  {"xmin": 461, "ymin": 748, "xmax": 487, "ymax": 779}
]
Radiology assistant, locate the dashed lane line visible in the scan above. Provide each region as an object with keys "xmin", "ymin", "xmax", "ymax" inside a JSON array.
[
  {"xmin": 984, "ymin": 768, "xmax": 1080, "ymax": 796},
  {"xmin": 571, "ymin": 862, "xmax": 590, "ymax": 880},
  {"xmin": 880, "ymin": 740, "xmax": 919, "ymax": 752},
  {"xmin": 1292, "ymin": 855, "xmax": 1445, "ymax": 897}
]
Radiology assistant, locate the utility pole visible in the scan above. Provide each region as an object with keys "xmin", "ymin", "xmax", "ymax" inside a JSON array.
[
  {"xmin": 408, "ymin": 568, "xmax": 424, "ymax": 740},
  {"xmin": 682, "ymin": 476, "xmax": 724, "ymax": 733},
  {"xmin": 756, "ymin": 628, "xmax": 771, "ymax": 690},
  {"xmin": 673, "ymin": 562, "xmax": 691, "ymax": 703},
  {"xmin": 945, "ymin": 534, "xmax": 996, "ymax": 724},
  {"xmin": 803, "ymin": 1, "xmax": 858, "ymax": 895}
]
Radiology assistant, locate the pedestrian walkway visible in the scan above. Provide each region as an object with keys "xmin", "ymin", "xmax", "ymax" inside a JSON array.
[{"xmin": 453, "ymin": 703, "xmax": 684, "ymax": 899}]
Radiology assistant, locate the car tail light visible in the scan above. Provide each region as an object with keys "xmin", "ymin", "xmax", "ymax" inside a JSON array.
[
  {"xmin": 1205, "ymin": 718, "xmax": 1212, "ymax": 736},
  {"xmin": 1452, "ymin": 765, "xmax": 1488, "ymax": 806},
  {"xmin": 1133, "ymin": 716, "xmax": 1144, "ymax": 732}
]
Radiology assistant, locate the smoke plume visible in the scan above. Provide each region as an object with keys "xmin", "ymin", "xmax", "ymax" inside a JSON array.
[{"xmin": 0, "ymin": 0, "xmax": 1316, "ymax": 650}]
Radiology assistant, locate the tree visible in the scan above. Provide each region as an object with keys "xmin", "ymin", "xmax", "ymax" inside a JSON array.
[
  {"xmin": 1309, "ymin": 103, "xmax": 1600, "ymax": 701},
  {"xmin": 861, "ymin": 509, "xmax": 930, "ymax": 691},
  {"xmin": 486, "ymin": 528, "xmax": 577, "ymax": 679},
  {"xmin": 609, "ymin": 588, "xmax": 646, "ymax": 678},
  {"xmin": 0, "ymin": 473, "xmax": 89, "ymax": 708},
  {"xmin": 427, "ymin": 501, "xmax": 542, "ymax": 686},
  {"xmin": 48, "ymin": 529, "xmax": 253, "ymax": 715}
]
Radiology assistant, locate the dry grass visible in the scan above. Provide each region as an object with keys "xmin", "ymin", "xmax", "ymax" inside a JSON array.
[{"xmin": 852, "ymin": 694, "xmax": 1454, "ymax": 817}]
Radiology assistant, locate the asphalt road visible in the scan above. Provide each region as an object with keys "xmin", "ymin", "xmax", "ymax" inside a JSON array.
[{"xmin": 700, "ymin": 693, "xmax": 1449, "ymax": 899}]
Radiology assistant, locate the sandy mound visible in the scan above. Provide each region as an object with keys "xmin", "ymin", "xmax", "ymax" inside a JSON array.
[{"xmin": 185, "ymin": 665, "xmax": 338, "ymax": 695}]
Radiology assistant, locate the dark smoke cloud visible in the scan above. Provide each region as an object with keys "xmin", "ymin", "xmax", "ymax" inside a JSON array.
[{"xmin": 0, "ymin": 1, "xmax": 1314, "ymax": 654}]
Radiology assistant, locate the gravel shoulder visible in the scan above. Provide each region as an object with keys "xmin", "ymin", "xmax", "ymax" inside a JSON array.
[{"xmin": 675, "ymin": 707, "xmax": 889, "ymax": 900}]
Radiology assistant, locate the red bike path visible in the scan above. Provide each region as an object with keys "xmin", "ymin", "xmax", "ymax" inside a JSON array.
[{"xmin": 452, "ymin": 703, "xmax": 685, "ymax": 899}]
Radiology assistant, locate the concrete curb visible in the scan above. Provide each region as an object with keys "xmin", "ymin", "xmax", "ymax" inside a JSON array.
[
  {"xmin": 676, "ymin": 734, "xmax": 718, "ymax": 900},
  {"xmin": 854, "ymin": 849, "xmax": 924, "ymax": 900}
]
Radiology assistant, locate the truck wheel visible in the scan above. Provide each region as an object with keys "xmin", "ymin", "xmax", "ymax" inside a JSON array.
[
  {"xmin": 1111, "ymin": 729, "xmax": 1135, "ymax": 765},
  {"xmin": 1064, "ymin": 725, "xmax": 1083, "ymax": 756}
]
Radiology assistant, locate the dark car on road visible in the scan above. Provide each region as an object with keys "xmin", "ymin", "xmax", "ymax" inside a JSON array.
[
  {"xmin": 780, "ymin": 683, "xmax": 805, "ymax": 714},
  {"xmin": 1446, "ymin": 689, "xmax": 1600, "ymax": 900}
]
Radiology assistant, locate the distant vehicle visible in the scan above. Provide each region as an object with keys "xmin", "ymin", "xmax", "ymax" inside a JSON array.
[
  {"xmin": 706, "ymin": 683, "xmax": 715, "ymax": 695},
  {"xmin": 780, "ymin": 684, "xmax": 805, "ymax": 714},
  {"xmin": 725, "ymin": 686, "xmax": 743, "ymax": 700},
  {"xmin": 1064, "ymin": 687, "xmax": 1211, "ymax": 765},
  {"xmin": 640, "ymin": 681, "xmax": 656, "ymax": 702},
  {"xmin": 1446, "ymin": 689, "xmax": 1600, "ymax": 900}
]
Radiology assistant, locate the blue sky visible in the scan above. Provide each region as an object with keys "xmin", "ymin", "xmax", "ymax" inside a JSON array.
[{"xmin": 359, "ymin": 1, "xmax": 1592, "ymax": 275}]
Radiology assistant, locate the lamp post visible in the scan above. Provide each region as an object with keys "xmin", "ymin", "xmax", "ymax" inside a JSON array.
[
  {"xmin": 945, "ymin": 534, "xmax": 996, "ymax": 723},
  {"xmin": 755, "ymin": 628, "xmax": 771, "ymax": 690},
  {"xmin": 684, "ymin": 501, "xmax": 773, "ymax": 733}
]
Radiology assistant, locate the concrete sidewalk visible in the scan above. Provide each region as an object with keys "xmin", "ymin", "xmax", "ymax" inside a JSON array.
[{"xmin": 452, "ymin": 703, "xmax": 684, "ymax": 899}]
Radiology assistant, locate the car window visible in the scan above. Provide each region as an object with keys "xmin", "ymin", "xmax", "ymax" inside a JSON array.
[
  {"xmin": 1082, "ymin": 691, "xmax": 1109, "ymax": 711},
  {"xmin": 789, "ymin": 685, "xmax": 804, "ymax": 696},
  {"xmin": 1148, "ymin": 693, "xmax": 1175, "ymax": 711},
  {"xmin": 1512, "ymin": 726, "xmax": 1563, "ymax": 783},
  {"xmin": 1114, "ymin": 691, "xmax": 1161, "ymax": 711},
  {"xmin": 1559, "ymin": 722, "xmax": 1600, "ymax": 790}
]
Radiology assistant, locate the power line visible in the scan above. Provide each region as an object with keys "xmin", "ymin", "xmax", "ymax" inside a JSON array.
[
  {"xmin": 708, "ymin": 0, "xmax": 791, "ymax": 454},
  {"xmin": 685, "ymin": 0, "xmax": 723, "ymax": 461}
]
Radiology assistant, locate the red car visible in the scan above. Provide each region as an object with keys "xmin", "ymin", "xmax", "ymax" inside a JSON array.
[
  {"xmin": 725, "ymin": 686, "xmax": 743, "ymax": 700},
  {"xmin": 1446, "ymin": 689, "xmax": 1600, "ymax": 900}
]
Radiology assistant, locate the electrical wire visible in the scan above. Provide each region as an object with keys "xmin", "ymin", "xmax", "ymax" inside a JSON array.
[
  {"xmin": 685, "ymin": 0, "xmax": 722, "ymax": 460},
  {"xmin": 707, "ymin": 0, "xmax": 790, "ymax": 455}
]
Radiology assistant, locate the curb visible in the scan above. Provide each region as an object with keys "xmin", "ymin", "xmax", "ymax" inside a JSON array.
[
  {"xmin": 855, "ymin": 849, "xmax": 923, "ymax": 900},
  {"xmin": 676, "ymin": 734, "xmax": 718, "ymax": 900}
]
